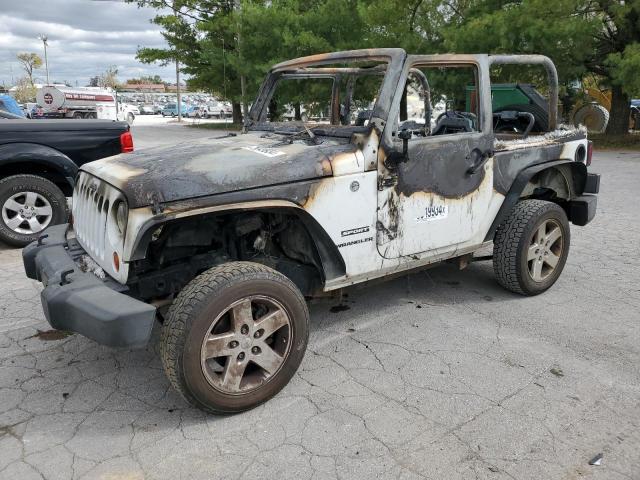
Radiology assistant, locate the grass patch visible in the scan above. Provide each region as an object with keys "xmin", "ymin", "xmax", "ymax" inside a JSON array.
[
  {"xmin": 589, "ymin": 133, "xmax": 640, "ymax": 150},
  {"xmin": 187, "ymin": 122, "xmax": 243, "ymax": 131}
]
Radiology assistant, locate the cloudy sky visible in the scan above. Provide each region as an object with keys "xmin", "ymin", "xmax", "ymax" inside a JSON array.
[{"xmin": 0, "ymin": 0, "xmax": 174, "ymax": 87}]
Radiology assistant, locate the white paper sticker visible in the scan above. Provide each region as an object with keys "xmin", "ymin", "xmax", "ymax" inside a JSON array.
[
  {"xmin": 416, "ymin": 205, "xmax": 448, "ymax": 223},
  {"xmin": 242, "ymin": 145, "xmax": 286, "ymax": 157}
]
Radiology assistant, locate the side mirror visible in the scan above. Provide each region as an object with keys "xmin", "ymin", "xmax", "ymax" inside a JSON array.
[
  {"xmin": 384, "ymin": 129, "xmax": 412, "ymax": 169},
  {"xmin": 398, "ymin": 129, "xmax": 412, "ymax": 158}
]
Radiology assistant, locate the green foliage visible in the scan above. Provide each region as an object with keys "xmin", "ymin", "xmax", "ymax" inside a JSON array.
[
  {"xmin": 130, "ymin": 0, "xmax": 640, "ymax": 132},
  {"xmin": 16, "ymin": 53, "xmax": 43, "ymax": 86},
  {"xmin": 13, "ymin": 77, "xmax": 37, "ymax": 103},
  {"xmin": 606, "ymin": 43, "xmax": 640, "ymax": 97},
  {"xmin": 126, "ymin": 75, "xmax": 166, "ymax": 84}
]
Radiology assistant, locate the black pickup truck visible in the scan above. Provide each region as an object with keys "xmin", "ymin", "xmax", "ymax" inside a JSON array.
[{"xmin": 0, "ymin": 118, "xmax": 132, "ymax": 246}]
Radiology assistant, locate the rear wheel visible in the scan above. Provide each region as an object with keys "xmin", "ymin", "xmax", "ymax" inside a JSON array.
[
  {"xmin": 0, "ymin": 175, "xmax": 68, "ymax": 247},
  {"xmin": 493, "ymin": 200, "xmax": 570, "ymax": 295},
  {"xmin": 160, "ymin": 261, "xmax": 309, "ymax": 414}
]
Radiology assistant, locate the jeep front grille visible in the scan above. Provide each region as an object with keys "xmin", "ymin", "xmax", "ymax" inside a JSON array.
[{"xmin": 72, "ymin": 172, "xmax": 112, "ymax": 262}]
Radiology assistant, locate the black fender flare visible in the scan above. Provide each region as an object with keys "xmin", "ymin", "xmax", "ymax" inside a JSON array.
[
  {"xmin": 128, "ymin": 204, "xmax": 347, "ymax": 285},
  {"xmin": 485, "ymin": 159, "xmax": 588, "ymax": 241},
  {"xmin": 0, "ymin": 143, "xmax": 78, "ymax": 187}
]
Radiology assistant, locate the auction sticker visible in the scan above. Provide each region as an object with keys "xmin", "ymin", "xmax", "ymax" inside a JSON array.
[
  {"xmin": 243, "ymin": 145, "xmax": 285, "ymax": 157},
  {"xmin": 416, "ymin": 205, "xmax": 448, "ymax": 223}
]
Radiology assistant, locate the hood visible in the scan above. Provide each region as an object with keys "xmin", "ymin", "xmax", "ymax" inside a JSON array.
[{"xmin": 82, "ymin": 132, "xmax": 338, "ymax": 208}]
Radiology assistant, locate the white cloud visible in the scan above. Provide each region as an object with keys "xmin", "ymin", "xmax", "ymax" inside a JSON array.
[{"xmin": 0, "ymin": 0, "xmax": 176, "ymax": 87}]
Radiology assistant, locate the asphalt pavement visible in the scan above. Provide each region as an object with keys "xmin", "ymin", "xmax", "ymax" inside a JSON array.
[{"xmin": 0, "ymin": 122, "xmax": 638, "ymax": 479}]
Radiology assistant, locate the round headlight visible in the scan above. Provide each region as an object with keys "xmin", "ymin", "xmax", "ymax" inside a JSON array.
[{"xmin": 115, "ymin": 201, "xmax": 128, "ymax": 235}]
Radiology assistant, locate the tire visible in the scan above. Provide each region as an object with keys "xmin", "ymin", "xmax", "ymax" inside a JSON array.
[
  {"xmin": 126, "ymin": 113, "xmax": 135, "ymax": 125},
  {"xmin": 72, "ymin": 111, "xmax": 84, "ymax": 119},
  {"xmin": 572, "ymin": 103, "xmax": 609, "ymax": 133},
  {"xmin": 161, "ymin": 261, "xmax": 309, "ymax": 414},
  {"xmin": 0, "ymin": 175, "xmax": 69, "ymax": 247},
  {"xmin": 493, "ymin": 199, "xmax": 570, "ymax": 296}
]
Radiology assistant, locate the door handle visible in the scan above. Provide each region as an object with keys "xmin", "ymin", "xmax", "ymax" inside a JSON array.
[{"xmin": 466, "ymin": 148, "xmax": 493, "ymax": 175}]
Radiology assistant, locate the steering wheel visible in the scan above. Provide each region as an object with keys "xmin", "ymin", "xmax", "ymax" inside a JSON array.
[
  {"xmin": 398, "ymin": 120, "xmax": 428, "ymax": 136},
  {"xmin": 435, "ymin": 111, "xmax": 478, "ymax": 129}
]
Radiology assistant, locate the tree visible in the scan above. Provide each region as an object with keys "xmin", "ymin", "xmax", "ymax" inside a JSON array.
[
  {"xmin": 125, "ymin": 75, "xmax": 165, "ymax": 84},
  {"xmin": 16, "ymin": 53, "xmax": 43, "ymax": 86},
  {"xmin": 13, "ymin": 77, "xmax": 37, "ymax": 103},
  {"xmin": 128, "ymin": 0, "xmax": 370, "ymax": 123},
  {"xmin": 434, "ymin": 0, "xmax": 640, "ymax": 135},
  {"xmin": 129, "ymin": 1, "xmax": 242, "ymax": 121},
  {"xmin": 99, "ymin": 66, "xmax": 120, "ymax": 89}
]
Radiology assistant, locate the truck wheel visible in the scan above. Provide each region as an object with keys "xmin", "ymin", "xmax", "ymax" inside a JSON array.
[
  {"xmin": 0, "ymin": 175, "xmax": 68, "ymax": 247},
  {"xmin": 573, "ymin": 103, "xmax": 609, "ymax": 133},
  {"xmin": 72, "ymin": 111, "xmax": 83, "ymax": 119},
  {"xmin": 161, "ymin": 261, "xmax": 309, "ymax": 414},
  {"xmin": 493, "ymin": 200, "xmax": 570, "ymax": 296}
]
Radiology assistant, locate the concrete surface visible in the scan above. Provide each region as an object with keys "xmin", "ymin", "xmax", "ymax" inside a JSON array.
[{"xmin": 0, "ymin": 124, "xmax": 638, "ymax": 480}]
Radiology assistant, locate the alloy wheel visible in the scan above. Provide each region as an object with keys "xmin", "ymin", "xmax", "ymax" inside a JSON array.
[
  {"xmin": 2, "ymin": 191, "xmax": 53, "ymax": 235},
  {"xmin": 527, "ymin": 219, "xmax": 563, "ymax": 282},
  {"xmin": 200, "ymin": 295, "xmax": 292, "ymax": 394}
]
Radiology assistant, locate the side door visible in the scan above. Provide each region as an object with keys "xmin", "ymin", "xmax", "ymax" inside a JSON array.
[{"xmin": 377, "ymin": 57, "xmax": 497, "ymax": 258}]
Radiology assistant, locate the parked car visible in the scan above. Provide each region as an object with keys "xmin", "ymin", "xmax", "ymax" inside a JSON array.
[
  {"xmin": 207, "ymin": 101, "xmax": 232, "ymax": 119},
  {"xmin": 24, "ymin": 49, "xmax": 599, "ymax": 414},
  {"xmin": 0, "ymin": 118, "xmax": 133, "ymax": 246},
  {"xmin": 161, "ymin": 103, "xmax": 191, "ymax": 117},
  {"xmin": 0, "ymin": 95, "xmax": 26, "ymax": 118},
  {"xmin": 138, "ymin": 104, "xmax": 156, "ymax": 115}
]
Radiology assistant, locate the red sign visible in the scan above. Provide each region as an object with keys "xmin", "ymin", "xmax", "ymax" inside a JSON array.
[
  {"xmin": 64, "ymin": 93, "xmax": 114, "ymax": 102},
  {"xmin": 43, "ymin": 93, "xmax": 53, "ymax": 105}
]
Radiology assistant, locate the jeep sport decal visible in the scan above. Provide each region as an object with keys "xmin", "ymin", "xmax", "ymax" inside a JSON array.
[{"xmin": 341, "ymin": 226, "xmax": 370, "ymax": 237}]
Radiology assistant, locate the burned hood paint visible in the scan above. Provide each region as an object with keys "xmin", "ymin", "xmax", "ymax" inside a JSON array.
[{"xmin": 82, "ymin": 132, "xmax": 337, "ymax": 208}]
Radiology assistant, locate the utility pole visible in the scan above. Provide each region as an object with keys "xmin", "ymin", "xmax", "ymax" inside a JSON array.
[
  {"xmin": 171, "ymin": 3, "xmax": 182, "ymax": 123},
  {"xmin": 38, "ymin": 34, "xmax": 50, "ymax": 85}
]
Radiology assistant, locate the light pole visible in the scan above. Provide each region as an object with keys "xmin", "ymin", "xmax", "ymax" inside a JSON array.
[
  {"xmin": 38, "ymin": 34, "xmax": 50, "ymax": 85},
  {"xmin": 175, "ymin": 58, "xmax": 182, "ymax": 122}
]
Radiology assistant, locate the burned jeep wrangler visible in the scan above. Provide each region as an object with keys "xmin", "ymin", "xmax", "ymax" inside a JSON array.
[{"xmin": 24, "ymin": 49, "xmax": 599, "ymax": 413}]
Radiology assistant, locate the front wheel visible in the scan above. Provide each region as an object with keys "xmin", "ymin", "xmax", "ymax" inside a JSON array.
[
  {"xmin": 160, "ymin": 261, "xmax": 309, "ymax": 414},
  {"xmin": 493, "ymin": 199, "xmax": 570, "ymax": 295},
  {"xmin": 0, "ymin": 175, "xmax": 69, "ymax": 247}
]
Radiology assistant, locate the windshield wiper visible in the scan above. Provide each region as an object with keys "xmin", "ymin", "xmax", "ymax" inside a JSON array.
[
  {"xmin": 266, "ymin": 124, "xmax": 322, "ymax": 146},
  {"xmin": 302, "ymin": 122, "xmax": 321, "ymax": 145}
]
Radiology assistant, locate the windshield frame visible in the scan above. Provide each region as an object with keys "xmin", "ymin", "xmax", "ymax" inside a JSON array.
[{"xmin": 246, "ymin": 49, "xmax": 406, "ymax": 137}]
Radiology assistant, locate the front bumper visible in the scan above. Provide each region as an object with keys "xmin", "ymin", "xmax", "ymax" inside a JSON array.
[{"xmin": 22, "ymin": 224, "xmax": 156, "ymax": 348}]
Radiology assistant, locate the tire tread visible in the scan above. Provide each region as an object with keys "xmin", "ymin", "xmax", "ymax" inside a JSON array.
[
  {"xmin": 493, "ymin": 199, "xmax": 566, "ymax": 295},
  {"xmin": 160, "ymin": 261, "xmax": 307, "ymax": 414}
]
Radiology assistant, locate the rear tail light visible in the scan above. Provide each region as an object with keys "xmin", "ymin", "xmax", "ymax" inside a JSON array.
[
  {"xmin": 586, "ymin": 140, "xmax": 593, "ymax": 166},
  {"xmin": 120, "ymin": 131, "xmax": 134, "ymax": 153}
]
